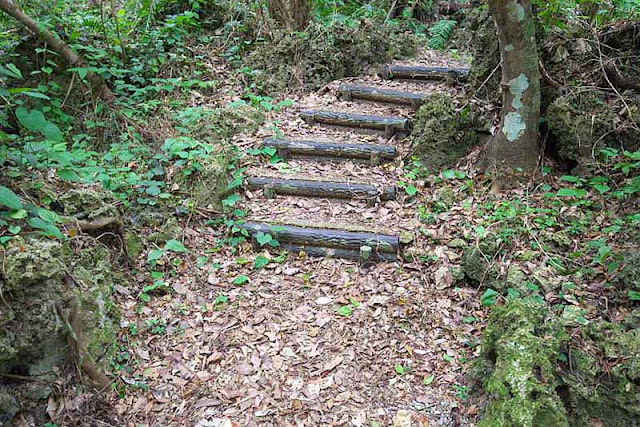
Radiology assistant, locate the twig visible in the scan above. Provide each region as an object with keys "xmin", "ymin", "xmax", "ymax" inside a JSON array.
[{"xmin": 538, "ymin": 59, "xmax": 562, "ymax": 89}]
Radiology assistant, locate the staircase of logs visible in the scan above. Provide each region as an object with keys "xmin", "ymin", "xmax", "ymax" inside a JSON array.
[{"xmin": 241, "ymin": 64, "xmax": 468, "ymax": 263}]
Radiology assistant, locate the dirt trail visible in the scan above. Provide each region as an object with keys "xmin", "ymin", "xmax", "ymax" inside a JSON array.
[{"xmin": 114, "ymin": 54, "xmax": 478, "ymax": 426}]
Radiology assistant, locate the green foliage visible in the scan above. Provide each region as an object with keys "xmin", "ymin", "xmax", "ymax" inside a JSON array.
[{"xmin": 427, "ymin": 19, "xmax": 456, "ymax": 50}]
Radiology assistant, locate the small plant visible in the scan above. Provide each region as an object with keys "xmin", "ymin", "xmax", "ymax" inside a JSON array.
[{"xmin": 428, "ymin": 20, "xmax": 456, "ymax": 50}]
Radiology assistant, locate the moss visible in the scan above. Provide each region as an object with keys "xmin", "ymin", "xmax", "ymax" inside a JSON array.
[
  {"xmin": 475, "ymin": 299, "xmax": 569, "ymax": 426},
  {"xmin": 410, "ymin": 94, "xmax": 478, "ymax": 171},
  {"xmin": 0, "ymin": 236, "xmax": 120, "ymax": 385},
  {"xmin": 618, "ymin": 251, "xmax": 640, "ymax": 292},
  {"xmin": 461, "ymin": 238, "xmax": 501, "ymax": 287},
  {"xmin": 460, "ymin": 6, "xmax": 500, "ymax": 103},
  {"xmin": 58, "ymin": 188, "xmax": 120, "ymax": 220},
  {"xmin": 174, "ymin": 104, "xmax": 264, "ymax": 209},
  {"xmin": 546, "ymin": 92, "xmax": 640, "ymax": 168},
  {"xmin": 562, "ymin": 321, "xmax": 640, "ymax": 426},
  {"xmin": 124, "ymin": 230, "xmax": 144, "ymax": 259},
  {"xmin": 246, "ymin": 20, "xmax": 418, "ymax": 94}
]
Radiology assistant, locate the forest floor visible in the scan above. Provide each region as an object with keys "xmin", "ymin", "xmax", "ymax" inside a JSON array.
[{"xmin": 82, "ymin": 50, "xmax": 485, "ymax": 426}]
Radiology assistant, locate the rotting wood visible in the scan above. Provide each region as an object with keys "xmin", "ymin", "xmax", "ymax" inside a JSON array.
[
  {"xmin": 300, "ymin": 109, "xmax": 411, "ymax": 137},
  {"xmin": 338, "ymin": 84, "xmax": 427, "ymax": 108},
  {"xmin": 263, "ymin": 138, "xmax": 397, "ymax": 162},
  {"xmin": 239, "ymin": 222, "xmax": 399, "ymax": 254},
  {"xmin": 378, "ymin": 64, "xmax": 469, "ymax": 81},
  {"xmin": 246, "ymin": 177, "xmax": 395, "ymax": 201},
  {"xmin": 282, "ymin": 243, "xmax": 396, "ymax": 262}
]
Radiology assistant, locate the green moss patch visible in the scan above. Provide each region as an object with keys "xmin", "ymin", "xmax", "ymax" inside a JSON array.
[
  {"xmin": 474, "ymin": 299, "xmax": 569, "ymax": 426},
  {"xmin": 246, "ymin": 21, "xmax": 418, "ymax": 94},
  {"xmin": 410, "ymin": 94, "xmax": 478, "ymax": 171}
]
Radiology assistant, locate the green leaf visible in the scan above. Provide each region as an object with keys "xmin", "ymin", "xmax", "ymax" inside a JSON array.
[
  {"xmin": 164, "ymin": 239, "xmax": 188, "ymax": 253},
  {"xmin": 256, "ymin": 232, "xmax": 272, "ymax": 246},
  {"xmin": 424, "ymin": 374, "xmax": 435, "ymax": 385},
  {"xmin": 405, "ymin": 185, "xmax": 418, "ymax": 196},
  {"xmin": 57, "ymin": 169, "xmax": 81, "ymax": 181},
  {"xmin": 254, "ymin": 255, "xmax": 270, "ymax": 269},
  {"xmin": 0, "ymin": 186, "xmax": 23, "ymax": 210},
  {"xmin": 232, "ymin": 275, "xmax": 249, "ymax": 285},
  {"xmin": 1, "ymin": 63, "xmax": 22, "ymax": 78},
  {"xmin": 593, "ymin": 184, "xmax": 610, "ymax": 194},
  {"xmin": 147, "ymin": 249, "xmax": 164, "ymax": 263},
  {"xmin": 629, "ymin": 290, "xmax": 640, "ymax": 301},
  {"xmin": 37, "ymin": 208, "xmax": 61, "ymax": 223},
  {"xmin": 480, "ymin": 288, "xmax": 499, "ymax": 306},
  {"xmin": 28, "ymin": 217, "xmax": 64, "ymax": 238},
  {"xmin": 395, "ymin": 364, "xmax": 406, "ymax": 375},
  {"xmin": 556, "ymin": 188, "xmax": 587, "ymax": 198},
  {"xmin": 41, "ymin": 122, "xmax": 63, "ymax": 141},
  {"xmin": 8, "ymin": 225, "xmax": 20, "ymax": 234},
  {"xmin": 15, "ymin": 107, "xmax": 47, "ymax": 132},
  {"xmin": 9, "ymin": 209, "xmax": 27, "ymax": 219},
  {"xmin": 337, "ymin": 305, "xmax": 352, "ymax": 316},
  {"xmin": 23, "ymin": 91, "xmax": 51, "ymax": 100}
]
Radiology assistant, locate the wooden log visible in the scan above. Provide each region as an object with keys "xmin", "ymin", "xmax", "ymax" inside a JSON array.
[
  {"xmin": 378, "ymin": 65, "xmax": 469, "ymax": 81},
  {"xmin": 282, "ymin": 243, "xmax": 396, "ymax": 262},
  {"xmin": 300, "ymin": 109, "xmax": 411, "ymax": 137},
  {"xmin": 239, "ymin": 222, "xmax": 399, "ymax": 254},
  {"xmin": 263, "ymin": 138, "xmax": 397, "ymax": 162},
  {"xmin": 338, "ymin": 84, "xmax": 427, "ymax": 108},
  {"xmin": 247, "ymin": 177, "xmax": 395, "ymax": 201}
]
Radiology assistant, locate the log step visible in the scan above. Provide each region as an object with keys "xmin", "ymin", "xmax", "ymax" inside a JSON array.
[
  {"xmin": 246, "ymin": 177, "xmax": 395, "ymax": 202},
  {"xmin": 338, "ymin": 84, "xmax": 428, "ymax": 108},
  {"xmin": 378, "ymin": 65, "xmax": 469, "ymax": 81},
  {"xmin": 281, "ymin": 243, "xmax": 397, "ymax": 262},
  {"xmin": 239, "ymin": 222, "xmax": 399, "ymax": 259},
  {"xmin": 263, "ymin": 138, "xmax": 397, "ymax": 163},
  {"xmin": 300, "ymin": 109, "xmax": 411, "ymax": 137}
]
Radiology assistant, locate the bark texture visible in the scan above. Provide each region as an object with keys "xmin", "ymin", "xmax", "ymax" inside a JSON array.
[
  {"xmin": 266, "ymin": 0, "xmax": 311, "ymax": 31},
  {"xmin": 486, "ymin": 0, "xmax": 541, "ymax": 171},
  {"xmin": 0, "ymin": 0, "xmax": 114, "ymax": 102}
]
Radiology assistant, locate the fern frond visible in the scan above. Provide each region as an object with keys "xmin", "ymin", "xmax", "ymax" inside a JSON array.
[{"xmin": 428, "ymin": 19, "xmax": 456, "ymax": 50}]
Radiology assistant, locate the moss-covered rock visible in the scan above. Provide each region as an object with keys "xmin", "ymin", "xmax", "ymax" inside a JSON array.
[
  {"xmin": 58, "ymin": 188, "xmax": 120, "ymax": 220},
  {"xmin": 461, "ymin": 238, "xmax": 501, "ymax": 287},
  {"xmin": 562, "ymin": 321, "xmax": 640, "ymax": 426},
  {"xmin": 172, "ymin": 104, "xmax": 264, "ymax": 208},
  {"xmin": 410, "ymin": 94, "xmax": 478, "ymax": 171},
  {"xmin": 475, "ymin": 299, "xmax": 569, "ymax": 426},
  {"xmin": 618, "ymin": 251, "xmax": 640, "ymax": 292},
  {"xmin": 459, "ymin": 4, "xmax": 500, "ymax": 103},
  {"xmin": 0, "ymin": 237, "xmax": 121, "ymax": 423},
  {"xmin": 246, "ymin": 20, "xmax": 418, "ymax": 94}
]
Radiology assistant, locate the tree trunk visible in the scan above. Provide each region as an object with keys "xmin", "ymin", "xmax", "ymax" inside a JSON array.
[
  {"xmin": 486, "ymin": 0, "xmax": 541, "ymax": 172},
  {"xmin": 0, "ymin": 0, "xmax": 115, "ymax": 103},
  {"xmin": 266, "ymin": 0, "xmax": 311, "ymax": 31}
]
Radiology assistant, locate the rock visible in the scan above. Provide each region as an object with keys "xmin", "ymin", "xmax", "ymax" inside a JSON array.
[
  {"xmin": 448, "ymin": 238, "xmax": 466, "ymax": 248},
  {"xmin": 0, "ymin": 237, "xmax": 120, "ymax": 395},
  {"xmin": 410, "ymin": 94, "xmax": 478, "ymax": 171},
  {"xmin": 0, "ymin": 390, "xmax": 20, "ymax": 424},
  {"xmin": 473, "ymin": 299, "xmax": 568, "ymax": 426}
]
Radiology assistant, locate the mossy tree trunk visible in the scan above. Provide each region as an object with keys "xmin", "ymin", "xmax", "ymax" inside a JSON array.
[
  {"xmin": 266, "ymin": 0, "xmax": 311, "ymax": 31},
  {"xmin": 486, "ymin": 0, "xmax": 541, "ymax": 172}
]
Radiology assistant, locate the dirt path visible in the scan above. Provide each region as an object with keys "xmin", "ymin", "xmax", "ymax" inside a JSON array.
[{"xmin": 113, "ymin": 54, "xmax": 479, "ymax": 426}]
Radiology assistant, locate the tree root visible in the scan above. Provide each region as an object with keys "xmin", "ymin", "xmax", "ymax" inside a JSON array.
[{"xmin": 55, "ymin": 294, "xmax": 111, "ymax": 390}]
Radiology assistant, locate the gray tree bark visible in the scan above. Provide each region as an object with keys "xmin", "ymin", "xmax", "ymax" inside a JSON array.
[{"xmin": 486, "ymin": 0, "xmax": 541, "ymax": 172}]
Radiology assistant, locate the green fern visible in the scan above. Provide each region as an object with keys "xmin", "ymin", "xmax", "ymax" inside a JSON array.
[{"xmin": 428, "ymin": 19, "xmax": 456, "ymax": 50}]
